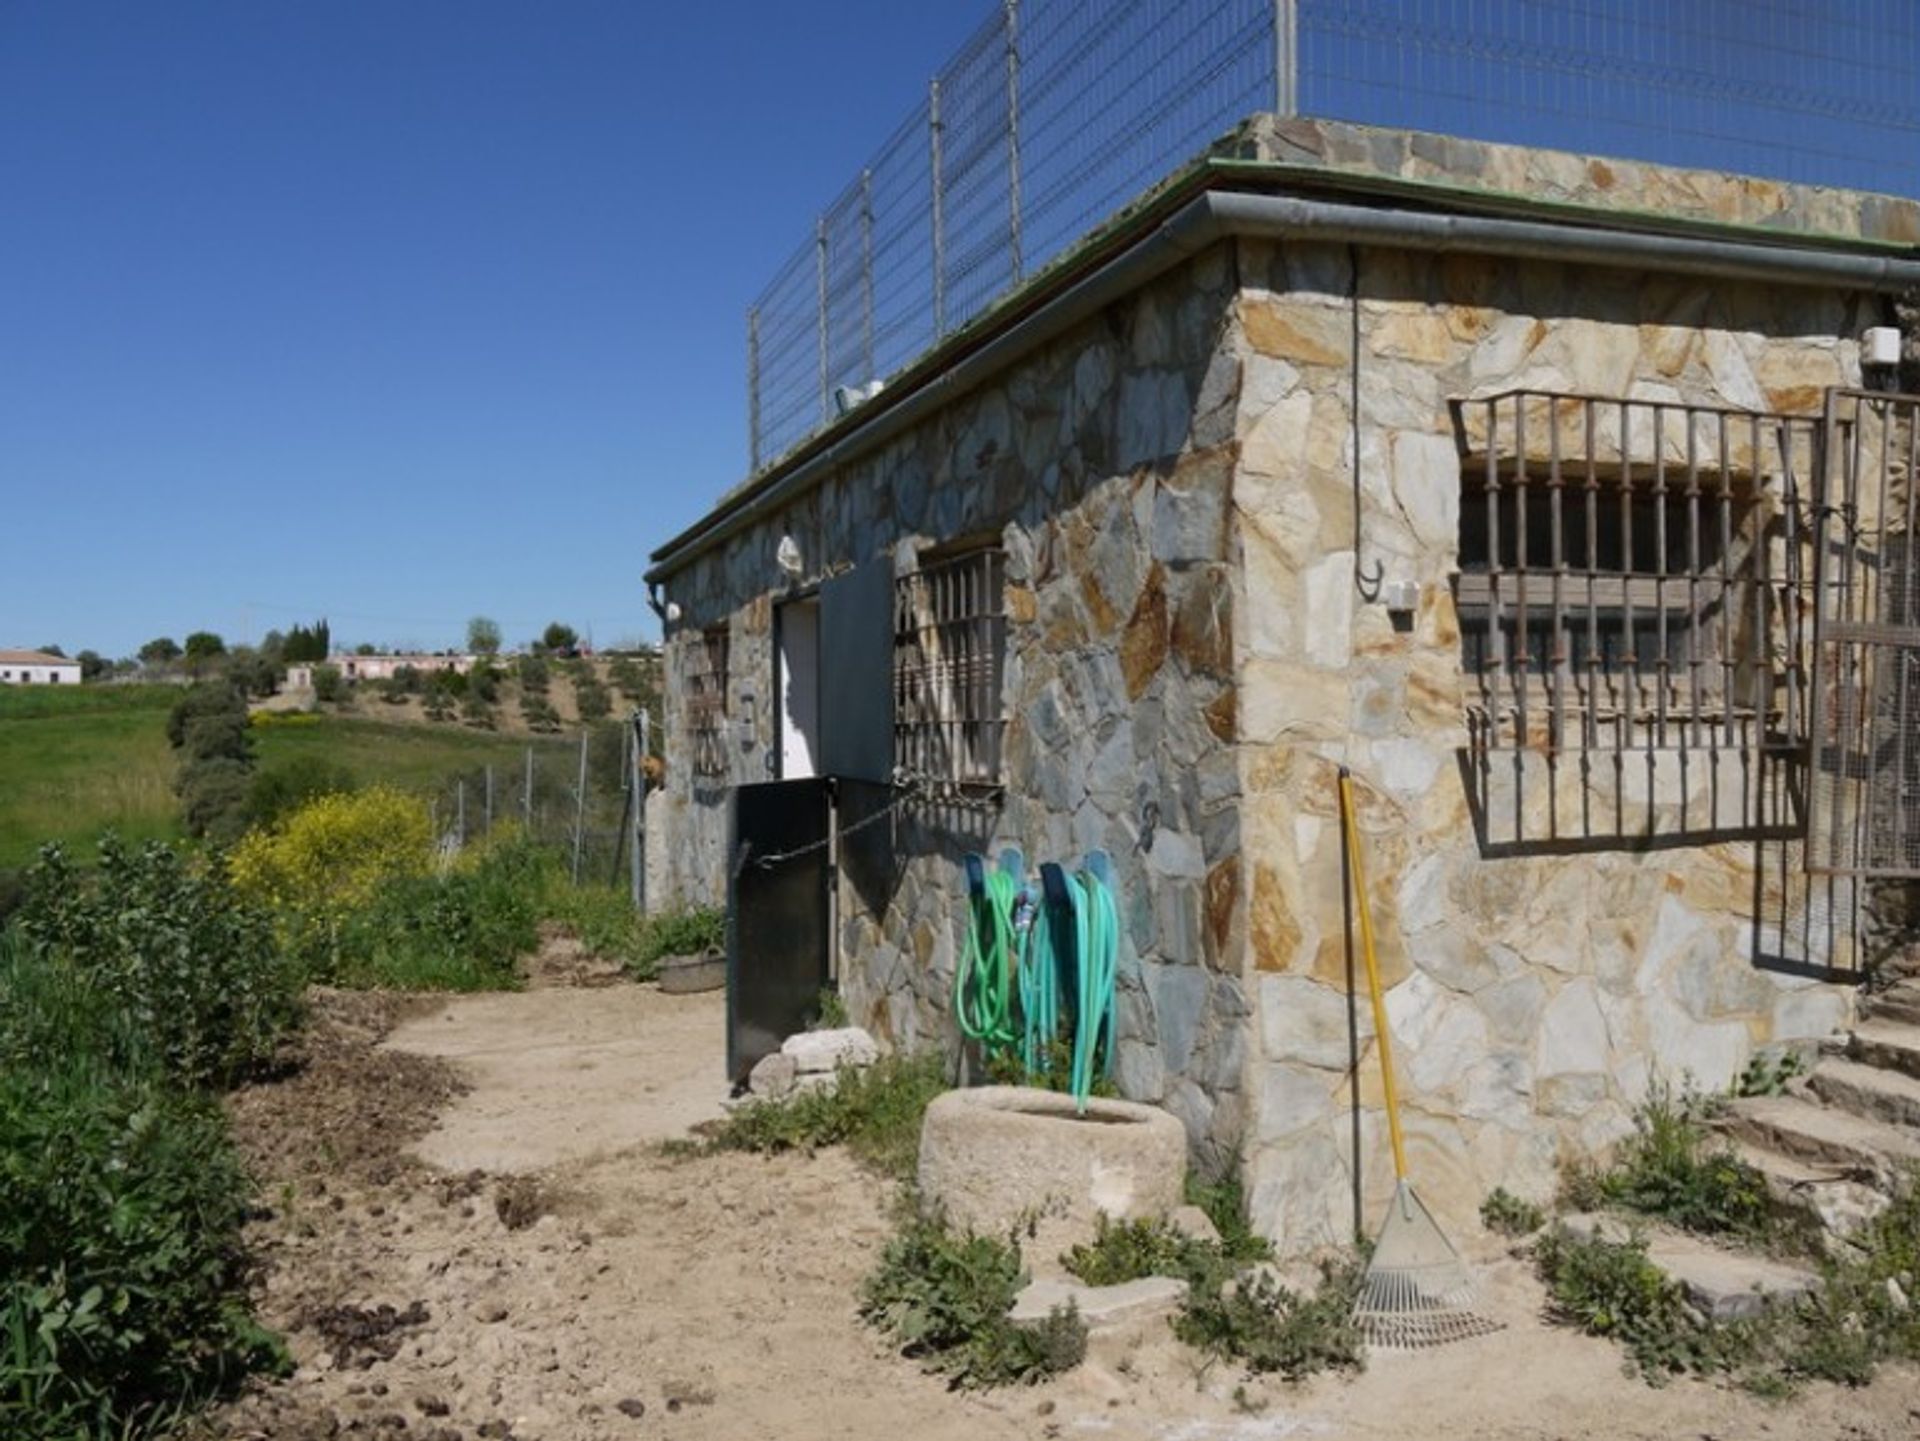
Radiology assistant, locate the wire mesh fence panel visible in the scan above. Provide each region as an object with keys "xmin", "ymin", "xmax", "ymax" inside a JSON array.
[
  {"xmin": 426, "ymin": 723, "xmax": 649, "ymax": 892},
  {"xmin": 747, "ymin": 0, "xmax": 1920, "ymax": 471},
  {"xmin": 1296, "ymin": 0, "xmax": 1920, "ymax": 200}
]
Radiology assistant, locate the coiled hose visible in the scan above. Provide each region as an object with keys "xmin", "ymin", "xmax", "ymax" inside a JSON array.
[{"xmin": 955, "ymin": 867, "xmax": 1019, "ymax": 1053}]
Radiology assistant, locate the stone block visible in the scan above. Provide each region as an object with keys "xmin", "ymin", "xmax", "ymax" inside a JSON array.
[
  {"xmin": 781, "ymin": 1027, "xmax": 880, "ymax": 1074},
  {"xmin": 1167, "ymin": 1204, "xmax": 1222, "ymax": 1246},
  {"xmin": 748, "ymin": 1051, "xmax": 797, "ymax": 1099},
  {"xmin": 1009, "ymin": 1275, "xmax": 1188, "ymax": 1329}
]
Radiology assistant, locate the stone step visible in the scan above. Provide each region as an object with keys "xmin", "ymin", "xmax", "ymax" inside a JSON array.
[
  {"xmin": 1719, "ymin": 1094, "xmax": 1920, "ymax": 1181},
  {"xmin": 1808, "ymin": 1056, "xmax": 1920, "ymax": 1131},
  {"xmin": 1849, "ymin": 1020, "xmax": 1920, "ymax": 1083},
  {"xmin": 1559, "ymin": 1214, "xmax": 1819, "ymax": 1322},
  {"xmin": 1868, "ymin": 982, "xmax": 1920, "ymax": 1029},
  {"xmin": 1011, "ymin": 1274, "xmax": 1187, "ymax": 1330},
  {"xmin": 1727, "ymin": 1139, "xmax": 1891, "ymax": 1241}
]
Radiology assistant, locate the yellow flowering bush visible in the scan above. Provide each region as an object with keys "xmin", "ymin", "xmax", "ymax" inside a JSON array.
[{"xmin": 228, "ymin": 786, "xmax": 433, "ymax": 923}]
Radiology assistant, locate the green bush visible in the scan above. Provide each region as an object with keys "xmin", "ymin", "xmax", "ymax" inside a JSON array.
[
  {"xmin": 707, "ymin": 1052, "xmax": 948, "ymax": 1181},
  {"xmin": 1184, "ymin": 1165, "xmax": 1274, "ymax": 1267},
  {"xmin": 1576, "ymin": 1083, "xmax": 1774, "ymax": 1243},
  {"xmin": 244, "ymin": 755, "xmax": 355, "ymax": 830},
  {"xmin": 1173, "ymin": 1254, "xmax": 1366, "ymax": 1382},
  {"xmin": 1061, "ymin": 1214, "xmax": 1230, "ymax": 1291},
  {"xmin": 861, "ymin": 1215, "xmax": 1085, "ymax": 1388},
  {"xmin": 319, "ymin": 841, "xmax": 546, "ymax": 992},
  {"xmin": 1535, "ymin": 1226, "xmax": 1731, "ymax": 1383},
  {"xmin": 11, "ymin": 840, "xmax": 301, "ymax": 1090},
  {"xmin": 311, "ymin": 664, "xmax": 345, "ymax": 703},
  {"xmin": 1481, "ymin": 1186, "xmax": 1547, "ymax": 1237},
  {"xmin": 636, "ymin": 906, "xmax": 724, "ymax": 966},
  {"xmin": 0, "ymin": 1052, "xmax": 286, "ymax": 1438}
]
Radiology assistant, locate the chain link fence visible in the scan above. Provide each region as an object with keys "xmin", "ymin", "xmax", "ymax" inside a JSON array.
[{"xmin": 749, "ymin": 0, "xmax": 1920, "ymax": 470}]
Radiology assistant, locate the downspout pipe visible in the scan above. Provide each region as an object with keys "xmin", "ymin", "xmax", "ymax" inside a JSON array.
[{"xmin": 649, "ymin": 189, "xmax": 1920, "ymax": 582}]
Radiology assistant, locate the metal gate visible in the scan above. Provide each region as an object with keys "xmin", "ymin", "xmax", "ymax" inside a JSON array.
[
  {"xmin": 1809, "ymin": 390, "xmax": 1920, "ymax": 877},
  {"xmin": 727, "ymin": 778, "xmax": 832, "ymax": 1082}
]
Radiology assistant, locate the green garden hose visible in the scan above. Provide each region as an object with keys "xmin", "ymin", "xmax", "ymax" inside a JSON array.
[
  {"xmin": 1017, "ymin": 889, "xmax": 1058, "ymax": 1075},
  {"xmin": 956, "ymin": 867, "xmax": 1019, "ymax": 1054},
  {"xmin": 1068, "ymin": 868, "xmax": 1119, "ymax": 1109}
]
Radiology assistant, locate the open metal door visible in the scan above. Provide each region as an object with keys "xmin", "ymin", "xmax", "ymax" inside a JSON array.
[{"xmin": 727, "ymin": 777, "xmax": 831, "ymax": 1082}]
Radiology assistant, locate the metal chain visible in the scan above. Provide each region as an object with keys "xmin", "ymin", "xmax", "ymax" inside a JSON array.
[{"xmin": 733, "ymin": 776, "xmax": 1002, "ymax": 875}]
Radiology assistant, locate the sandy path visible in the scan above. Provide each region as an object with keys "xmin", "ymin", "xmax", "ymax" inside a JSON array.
[
  {"xmin": 385, "ymin": 986, "xmax": 729, "ymax": 1171},
  {"xmin": 209, "ymin": 983, "xmax": 1920, "ymax": 1441}
]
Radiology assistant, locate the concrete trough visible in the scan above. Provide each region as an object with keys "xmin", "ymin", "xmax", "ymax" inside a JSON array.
[{"xmin": 917, "ymin": 1085, "xmax": 1187, "ymax": 1238}]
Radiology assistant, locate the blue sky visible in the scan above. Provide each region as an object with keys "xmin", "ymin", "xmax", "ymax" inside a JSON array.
[
  {"xmin": 0, "ymin": 2, "xmax": 983, "ymax": 657},
  {"xmin": 6, "ymin": 1, "xmax": 1916, "ymax": 660}
]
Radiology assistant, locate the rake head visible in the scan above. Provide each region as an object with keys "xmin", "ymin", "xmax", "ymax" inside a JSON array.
[{"xmin": 1353, "ymin": 1181, "xmax": 1503, "ymax": 1349}]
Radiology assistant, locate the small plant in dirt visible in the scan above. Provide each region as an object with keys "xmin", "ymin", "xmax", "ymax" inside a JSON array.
[
  {"xmin": 1184, "ymin": 1165, "xmax": 1274, "ymax": 1267},
  {"xmin": 1534, "ymin": 1225, "xmax": 1727, "ymax": 1383},
  {"xmin": 861, "ymin": 1214, "xmax": 1086, "ymax": 1389},
  {"xmin": 1061, "ymin": 1214, "xmax": 1229, "ymax": 1291},
  {"xmin": 1481, "ymin": 1186, "xmax": 1547, "ymax": 1237},
  {"xmin": 809, "ymin": 986, "xmax": 850, "ymax": 1030},
  {"xmin": 1565, "ymin": 1082, "xmax": 1775, "ymax": 1244},
  {"xmin": 1173, "ymin": 1254, "xmax": 1367, "ymax": 1383},
  {"xmin": 707, "ymin": 1052, "xmax": 948, "ymax": 1181}
]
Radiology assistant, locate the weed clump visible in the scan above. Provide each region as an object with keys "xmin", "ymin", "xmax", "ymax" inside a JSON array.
[
  {"xmin": 707, "ymin": 1052, "xmax": 949, "ymax": 1181},
  {"xmin": 1480, "ymin": 1186, "xmax": 1547, "ymax": 1237},
  {"xmin": 861, "ymin": 1214, "xmax": 1086, "ymax": 1388},
  {"xmin": 1174, "ymin": 1255, "xmax": 1367, "ymax": 1382}
]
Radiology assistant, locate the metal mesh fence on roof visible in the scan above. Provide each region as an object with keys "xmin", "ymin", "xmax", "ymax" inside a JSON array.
[{"xmin": 747, "ymin": 0, "xmax": 1920, "ymax": 471}]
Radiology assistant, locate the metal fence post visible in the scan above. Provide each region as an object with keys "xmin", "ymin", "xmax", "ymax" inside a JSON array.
[
  {"xmin": 570, "ymin": 729, "xmax": 589, "ymax": 884},
  {"xmin": 860, "ymin": 168, "xmax": 875, "ymax": 383},
  {"xmin": 629, "ymin": 709, "xmax": 648, "ymax": 911},
  {"xmin": 747, "ymin": 306, "xmax": 762, "ymax": 474},
  {"xmin": 1275, "ymin": 0, "xmax": 1299, "ymax": 118},
  {"xmin": 815, "ymin": 215, "xmax": 829, "ymax": 425},
  {"xmin": 929, "ymin": 77, "xmax": 945, "ymax": 337},
  {"xmin": 1005, "ymin": 0, "xmax": 1023, "ymax": 283}
]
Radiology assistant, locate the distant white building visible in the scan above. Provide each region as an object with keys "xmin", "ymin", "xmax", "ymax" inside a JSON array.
[
  {"xmin": 0, "ymin": 649, "xmax": 81, "ymax": 685},
  {"xmin": 286, "ymin": 653, "xmax": 476, "ymax": 688}
]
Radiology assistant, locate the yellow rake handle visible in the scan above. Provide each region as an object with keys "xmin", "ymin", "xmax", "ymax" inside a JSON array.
[{"xmin": 1339, "ymin": 768, "xmax": 1408, "ymax": 1185}]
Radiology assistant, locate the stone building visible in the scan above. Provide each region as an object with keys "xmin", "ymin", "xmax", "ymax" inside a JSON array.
[{"xmin": 645, "ymin": 117, "xmax": 1920, "ymax": 1253}]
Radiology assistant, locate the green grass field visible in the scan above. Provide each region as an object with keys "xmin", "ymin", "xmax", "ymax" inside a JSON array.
[{"xmin": 0, "ymin": 686, "xmax": 561, "ymax": 869}]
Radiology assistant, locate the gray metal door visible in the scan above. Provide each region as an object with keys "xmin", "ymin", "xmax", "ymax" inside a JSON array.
[{"xmin": 727, "ymin": 778, "xmax": 832, "ymax": 1082}]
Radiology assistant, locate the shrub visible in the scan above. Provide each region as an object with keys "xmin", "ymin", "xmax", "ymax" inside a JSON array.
[
  {"xmin": 1061, "ymin": 1214, "xmax": 1226, "ymax": 1291},
  {"xmin": 1534, "ymin": 1226, "xmax": 1731, "ymax": 1383},
  {"xmin": 1173, "ymin": 1254, "xmax": 1366, "ymax": 1382},
  {"xmin": 636, "ymin": 905, "xmax": 725, "ymax": 965},
  {"xmin": 574, "ymin": 677, "xmax": 612, "ymax": 723},
  {"xmin": 0, "ymin": 1051, "xmax": 286, "ymax": 1438},
  {"xmin": 707, "ymin": 1052, "xmax": 948, "ymax": 1181},
  {"xmin": 324, "ymin": 842, "xmax": 543, "ymax": 992},
  {"xmin": 1481, "ymin": 1186, "xmax": 1547, "ymax": 1237},
  {"xmin": 1585, "ymin": 1083, "xmax": 1774, "ymax": 1242},
  {"xmin": 228, "ymin": 786, "xmax": 432, "ymax": 932},
  {"xmin": 520, "ymin": 696, "xmax": 561, "ymax": 733},
  {"xmin": 1185, "ymin": 1164, "xmax": 1274, "ymax": 1266},
  {"xmin": 311, "ymin": 664, "xmax": 345, "ymax": 703},
  {"xmin": 861, "ymin": 1215, "xmax": 1085, "ymax": 1388},
  {"xmin": 244, "ymin": 755, "xmax": 355, "ymax": 830},
  {"xmin": 517, "ymin": 655, "xmax": 550, "ymax": 695},
  {"xmin": 11, "ymin": 840, "xmax": 300, "ymax": 1090},
  {"xmin": 168, "ymin": 683, "xmax": 255, "ymax": 842}
]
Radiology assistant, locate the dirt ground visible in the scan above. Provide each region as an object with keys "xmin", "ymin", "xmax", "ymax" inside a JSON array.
[{"xmin": 203, "ymin": 970, "xmax": 1920, "ymax": 1441}]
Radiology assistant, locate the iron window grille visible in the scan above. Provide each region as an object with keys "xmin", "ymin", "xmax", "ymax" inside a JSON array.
[
  {"xmin": 687, "ymin": 625, "xmax": 730, "ymax": 779},
  {"xmin": 1807, "ymin": 389, "xmax": 1920, "ymax": 877},
  {"xmin": 1451, "ymin": 390, "xmax": 1819, "ymax": 763},
  {"xmin": 894, "ymin": 546, "xmax": 1007, "ymax": 790}
]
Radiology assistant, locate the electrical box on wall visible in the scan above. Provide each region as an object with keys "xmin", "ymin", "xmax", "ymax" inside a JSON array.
[{"xmin": 1382, "ymin": 579, "xmax": 1420, "ymax": 614}]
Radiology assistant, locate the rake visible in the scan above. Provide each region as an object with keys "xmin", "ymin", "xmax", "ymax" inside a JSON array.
[{"xmin": 1338, "ymin": 767, "xmax": 1501, "ymax": 1349}]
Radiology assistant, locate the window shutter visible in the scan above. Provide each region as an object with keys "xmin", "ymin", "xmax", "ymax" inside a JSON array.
[{"xmin": 820, "ymin": 558, "xmax": 896, "ymax": 784}]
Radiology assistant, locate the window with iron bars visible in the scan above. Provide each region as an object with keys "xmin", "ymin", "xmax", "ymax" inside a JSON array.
[
  {"xmin": 686, "ymin": 625, "xmax": 730, "ymax": 778},
  {"xmin": 1450, "ymin": 390, "xmax": 1818, "ymax": 760},
  {"xmin": 893, "ymin": 546, "xmax": 1007, "ymax": 789}
]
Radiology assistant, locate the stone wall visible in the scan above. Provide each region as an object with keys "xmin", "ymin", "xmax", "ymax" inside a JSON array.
[
  {"xmin": 1229, "ymin": 234, "xmax": 1871, "ymax": 1252},
  {"xmin": 654, "ymin": 246, "xmax": 1255, "ymax": 1167}
]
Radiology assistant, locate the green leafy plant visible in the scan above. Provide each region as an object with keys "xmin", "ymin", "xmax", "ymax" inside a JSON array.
[
  {"xmin": 1481, "ymin": 1186, "xmax": 1547, "ymax": 1237},
  {"xmin": 11, "ymin": 839, "xmax": 301, "ymax": 1089},
  {"xmin": 636, "ymin": 906, "xmax": 724, "ymax": 967},
  {"xmin": 861, "ymin": 1215, "xmax": 1085, "ymax": 1388},
  {"xmin": 1173, "ymin": 1255, "xmax": 1366, "ymax": 1382},
  {"xmin": 1587, "ymin": 1083, "xmax": 1774, "ymax": 1242},
  {"xmin": 1534, "ymin": 1226, "xmax": 1734, "ymax": 1383},
  {"xmin": 1184, "ymin": 1164, "xmax": 1274, "ymax": 1266},
  {"xmin": 706, "ymin": 1052, "xmax": 948, "ymax": 1181},
  {"xmin": 1061, "ymin": 1214, "xmax": 1225, "ymax": 1291},
  {"xmin": 1735, "ymin": 1050, "xmax": 1808, "ymax": 1099}
]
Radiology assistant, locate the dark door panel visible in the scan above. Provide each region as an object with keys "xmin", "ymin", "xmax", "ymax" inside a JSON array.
[{"xmin": 727, "ymin": 778, "xmax": 832, "ymax": 1082}]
